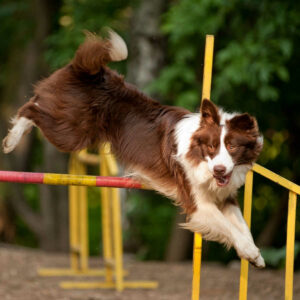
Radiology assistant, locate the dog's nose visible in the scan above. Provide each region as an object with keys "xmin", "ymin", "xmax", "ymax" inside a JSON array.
[{"xmin": 213, "ymin": 165, "xmax": 226, "ymax": 176}]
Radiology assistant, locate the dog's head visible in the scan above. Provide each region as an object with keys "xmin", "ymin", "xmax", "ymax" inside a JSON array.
[{"xmin": 186, "ymin": 99, "xmax": 263, "ymax": 187}]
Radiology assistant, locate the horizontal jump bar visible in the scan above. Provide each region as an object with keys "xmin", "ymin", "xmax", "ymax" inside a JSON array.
[
  {"xmin": 1, "ymin": 165, "xmax": 299, "ymax": 193},
  {"xmin": 0, "ymin": 171, "xmax": 145, "ymax": 189}
]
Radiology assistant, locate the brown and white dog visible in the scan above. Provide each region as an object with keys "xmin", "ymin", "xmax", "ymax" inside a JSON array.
[{"xmin": 3, "ymin": 30, "xmax": 265, "ymax": 267}]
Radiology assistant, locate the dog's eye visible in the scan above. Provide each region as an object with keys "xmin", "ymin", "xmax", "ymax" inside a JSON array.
[{"xmin": 227, "ymin": 143, "xmax": 237, "ymax": 151}]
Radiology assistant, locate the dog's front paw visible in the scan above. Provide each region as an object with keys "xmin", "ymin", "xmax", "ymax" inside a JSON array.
[
  {"xmin": 249, "ymin": 253, "xmax": 265, "ymax": 268},
  {"xmin": 235, "ymin": 237, "xmax": 265, "ymax": 268}
]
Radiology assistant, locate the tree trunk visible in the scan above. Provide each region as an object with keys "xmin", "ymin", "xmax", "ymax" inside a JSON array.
[
  {"xmin": 33, "ymin": 0, "xmax": 69, "ymax": 252},
  {"xmin": 0, "ymin": 0, "xmax": 68, "ymax": 251},
  {"xmin": 127, "ymin": 0, "xmax": 192, "ymax": 261},
  {"xmin": 165, "ymin": 210, "xmax": 193, "ymax": 261},
  {"xmin": 127, "ymin": 0, "xmax": 167, "ymax": 92}
]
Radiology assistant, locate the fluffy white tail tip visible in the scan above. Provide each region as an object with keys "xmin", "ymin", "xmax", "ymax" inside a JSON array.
[{"xmin": 108, "ymin": 29, "xmax": 128, "ymax": 62}]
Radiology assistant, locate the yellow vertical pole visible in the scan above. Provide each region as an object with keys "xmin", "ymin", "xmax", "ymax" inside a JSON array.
[
  {"xmin": 103, "ymin": 143, "xmax": 118, "ymax": 176},
  {"xmin": 239, "ymin": 170, "xmax": 254, "ymax": 300},
  {"xmin": 68, "ymin": 154, "xmax": 80, "ymax": 271},
  {"xmin": 100, "ymin": 147, "xmax": 113, "ymax": 283},
  {"xmin": 191, "ymin": 34, "xmax": 214, "ymax": 300},
  {"xmin": 285, "ymin": 191, "xmax": 297, "ymax": 300},
  {"xmin": 192, "ymin": 233, "xmax": 202, "ymax": 300},
  {"xmin": 111, "ymin": 187, "xmax": 124, "ymax": 291},
  {"xmin": 201, "ymin": 35, "xmax": 214, "ymax": 101},
  {"xmin": 104, "ymin": 145, "xmax": 124, "ymax": 290},
  {"xmin": 78, "ymin": 159, "xmax": 88, "ymax": 271}
]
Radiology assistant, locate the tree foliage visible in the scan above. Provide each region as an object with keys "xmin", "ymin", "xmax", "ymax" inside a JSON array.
[
  {"xmin": 149, "ymin": 0, "xmax": 300, "ymax": 263},
  {"xmin": 45, "ymin": 0, "xmax": 131, "ymax": 71},
  {"xmin": 151, "ymin": 0, "xmax": 299, "ymax": 109}
]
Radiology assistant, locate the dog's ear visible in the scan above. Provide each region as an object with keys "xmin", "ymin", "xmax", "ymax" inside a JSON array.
[
  {"xmin": 200, "ymin": 99, "xmax": 220, "ymax": 126},
  {"xmin": 228, "ymin": 113, "xmax": 256, "ymax": 132}
]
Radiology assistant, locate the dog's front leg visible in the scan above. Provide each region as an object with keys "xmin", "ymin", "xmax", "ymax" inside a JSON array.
[
  {"xmin": 222, "ymin": 201, "xmax": 254, "ymax": 242},
  {"xmin": 222, "ymin": 202, "xmax": 265, "ymax": 268},
  {"xmin": 184, "ymin": 202, "xmax": 265, "ymax": 268}
]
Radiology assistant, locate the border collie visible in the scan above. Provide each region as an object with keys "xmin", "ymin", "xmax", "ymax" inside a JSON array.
[{"xmin": 2, "ymin": 30, "xmax": 265, "ymax": 267}]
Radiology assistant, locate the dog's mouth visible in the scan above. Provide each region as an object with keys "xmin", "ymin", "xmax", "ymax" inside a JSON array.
[{"xmin": 213, "ymin": 172, "xmax": 232, "ymax": 187}]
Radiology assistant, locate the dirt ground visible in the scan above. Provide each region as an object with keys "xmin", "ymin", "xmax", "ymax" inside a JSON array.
[{"xmin": 0, "ymin": 244, "xmax": 299, "ymax": 300}]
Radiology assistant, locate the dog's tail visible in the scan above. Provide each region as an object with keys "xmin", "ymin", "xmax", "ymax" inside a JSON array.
[
  {"xmin": 72, "ymin": 29, "xmax": 128, "ymax": 75},
  {"xmin": 2, "ymin": 30, "xmax": 127, "ymax": 154}
]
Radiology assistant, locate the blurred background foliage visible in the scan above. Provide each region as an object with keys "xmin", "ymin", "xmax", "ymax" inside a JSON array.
[{"xmin": 0, "ymin": 0, "xmax": 299, "ymax": 268}]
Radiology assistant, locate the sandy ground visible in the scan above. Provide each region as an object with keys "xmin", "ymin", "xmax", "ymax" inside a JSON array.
[{"xmin": 0, "ymin": 244, "xmax": 299, "ymax": 300}]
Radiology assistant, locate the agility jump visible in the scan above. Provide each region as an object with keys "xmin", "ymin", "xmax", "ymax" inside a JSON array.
[{"xmin": 1, "ymin": 33, "xmax": 299, "ymax": 300}]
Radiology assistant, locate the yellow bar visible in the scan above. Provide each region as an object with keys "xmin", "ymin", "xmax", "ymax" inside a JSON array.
[
  {"xmin": 239, "ymin": 170, "xmax": 254, "ymax": 300},
  {"xmin": 253, "ymin": 164, "xmax": 300, "ymax": 195},
  {"xmin": 111, "ymin": 187, "xmax": 124, "ymax": 291},
  {"xmin": 79, "ymin": 185, "xmax": 88, "ymax": 270},
  {"xmin": 78, "ymin": 160, "xmax": 88, "ymax": 271},
  {"xmin": 202, "ymin": 35, "xmax": 214, "ymax": 100},
  {"xmin": 191, "ymin": 34, "xmax": 215, "ymax": 300},
  {"xmin": 38, "ymin": 267, "xmax": 128, "ymax": 277},
  {"xmin": 60, "ymin": 280, "xmax": 158, "ymax": 289},
  {"xmin": 192, "ymin": 233, "xmax": 202, "ymax": 300},
  {"xmin": 102, "ymin": 143, "xmax": 118, "ymax": 176},
  {"xmin": 100, "ymin": 147, "xmax": 113, "ymax": 283},
  {"xmin": 77, "ymin": 150, "xmax": 100, "ymax": 165},
  {"xmin": 242, "ymin": 171, "xmax": 254, "ymax": 228},
  {"xmin": 44, "ymin": 173, "xmax": 97, "ymax": 186},
  {"xmin": 38, "ymin": 268, "xmax": 107, "ymax": 276},
  {"xmin": 68, "ymin": 154, "xmax": 80, "ymax": 271},
  {"xmin": 285, "ymin": 191, "xmax": 297, "ymax": 300},
  {"xmin": 101, "ymin": 188, "xmax": 113, "ymax": 283}
]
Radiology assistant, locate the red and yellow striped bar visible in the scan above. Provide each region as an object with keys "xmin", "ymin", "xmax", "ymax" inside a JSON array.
[{"xmin": 0, "ymin": 171, "xmax": 144, "ymax": 189}]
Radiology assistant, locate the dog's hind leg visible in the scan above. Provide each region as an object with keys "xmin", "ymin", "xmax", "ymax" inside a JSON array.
[
  {"xmin": 2, "ymin": 116, "xmax": 34, "ymax": 153},
  {"xmin": 2, "ymin": 101, "xmax": 36, "ymax": 154}
]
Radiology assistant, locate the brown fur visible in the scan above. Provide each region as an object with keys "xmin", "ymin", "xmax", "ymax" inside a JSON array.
[
  {"xmin": 187, "ymin": 99, "xmax": 262, "ymax": 168},
  {"xmin": 187, "ymin": 100, "xmax": 221, "ymax": 165},
  {"xmin": 225, "ymin": 114, "xmax": 262, "ymax": 165},
  {"xmin": 7, "ymin": 34, "xmax": 262, "ymax": 217},
  {"xmin": 15, "ymin": 33, "xmax": 196, "ymax": 214}
]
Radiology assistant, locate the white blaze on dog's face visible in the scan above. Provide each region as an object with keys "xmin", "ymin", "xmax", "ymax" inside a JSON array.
[
  {"xmin": 206, "ymin": 125, "xmax": 234, "ymax": 187},
  {"xmin": 183, "ymin": 99, "xmax": 263, "ymax": 188}
]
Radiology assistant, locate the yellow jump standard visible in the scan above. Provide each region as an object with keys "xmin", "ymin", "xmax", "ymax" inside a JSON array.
[
  {"xmin": 38, "ymin": 151, "xmax": 107, "ymax": 277},
  {"xmin": 190, "ymin": 34, "xmax": 299, "ymax": 300},
  {"xmin": 35, "ymin": 146, "xmax": 156, "ymax": 290}
]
